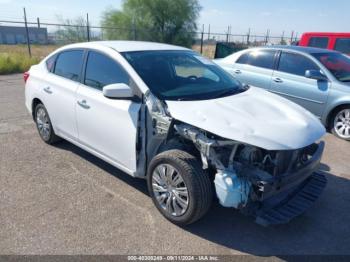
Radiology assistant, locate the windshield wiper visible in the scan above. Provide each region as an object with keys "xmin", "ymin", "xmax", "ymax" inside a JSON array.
[
  {"xmin": 212, "ymin": 89, "xmax": 237, "ymax": 99},
  {"xmin": 213, "ymin": 85, "xmax": 249, "ymax": 99}
]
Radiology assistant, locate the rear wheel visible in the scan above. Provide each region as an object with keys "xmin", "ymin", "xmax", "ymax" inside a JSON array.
[
  {"xmin": 331, "ymin": 107, "xmax": 350, "ymax": 141},
  {"xmin": 34, "ymin": 103, "xmax": 60, "ymax": 144},
  {"xmin": 147, "ymin": 150, "xmax": 212, "ymax": 225}
]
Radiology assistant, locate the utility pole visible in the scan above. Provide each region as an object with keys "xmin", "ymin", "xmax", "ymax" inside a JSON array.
[
  {"xmin": 265, "ymin": 29, "xmax": 270, "ymax": 45},
  {"xmin": 37, "ymin": 17, "xmax": 40, "ymax": 28},
  {"xmin": 229, "ymin": 25, "xmax": 232, "ymax": 43},
  {"xmin": 226, "ymin": 25, "xmax": 229, "ymax": 43},
  {"xmin": 200, "ymin": 24, "xmax": 204, "ymax": 54},
  {"xmin": 208, "ymin": 24, "xmax": 210, "ymax": 40},
  {"xmin": 23, "ymin": 7, "xmax": 31, "ymax": 57},
  {"xmin": 86, "ymin": 13, "xmax": 90, "ymax": 41},
  {"xmin": 290, "ymin": 30, "xmax": 294, "ymax": 44},
  {"xmin": 247, "ymin": 28, "xmax": 251, "ymax": 45}
]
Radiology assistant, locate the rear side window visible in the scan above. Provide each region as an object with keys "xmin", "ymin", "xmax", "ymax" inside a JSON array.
[
  {"xmin": 46, "ymin": 54, "xmax": 56, "ymax": 72},
  {"xmin": 84, "ymin": 51, "xmax": 130, "ymax": 90},
  {"xmin": 236, "ymin": 52, "xmax": 250, "ymax": 64},
  {"xmin": 308, "ymin": 37, "xmax": 329, "ymax": 48},
  {"xmin": 54, "ymin": 50, "xmax": 84, "ymax": 82},
  {"xmin": 278, "ymin": 52, "xmax": 319, "ymax": 76},
  {"xmin": 246, "ymin": 50, "xmax": 277, "ymax": 70},
  {"xmin": 334, "ymin": 38, "xmax": 350, "ymax": 54}
]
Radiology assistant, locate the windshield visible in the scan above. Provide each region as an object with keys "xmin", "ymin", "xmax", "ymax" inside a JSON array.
[
  {"xmin": 122, "ymin": 50, "xmax": 245, "ymax": 101},
  {"xmin": 312, "ymin": 52, "xmax": 350, "ymax": 82}
]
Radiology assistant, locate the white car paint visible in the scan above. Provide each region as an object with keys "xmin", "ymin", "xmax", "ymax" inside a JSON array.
[
  {"xmin": 75, "ymin": 83, "xmax": 140, "ymax": 172},
  {"xmin": 25, "ymin": 41, "xmax": 325, "ymax": 177},
  {"xmin": 24, "ymin": 41, "xmax": 329, "ymax": 225},
  {"xmin": 166, "ymin": 86, "xmax": 325, "ymax": 150},
  {"xmin": 25, "ymin": 41, "xmax": 189, "ymax": 176},
  {"xmin": 25, "ymin": 42, "xmax": 155, "ymax": 175}
]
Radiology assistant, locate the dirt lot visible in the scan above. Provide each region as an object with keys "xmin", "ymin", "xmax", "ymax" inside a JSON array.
[{"xmin": 0, "ymin": 74, "xmax": 350, "ymax": 256}]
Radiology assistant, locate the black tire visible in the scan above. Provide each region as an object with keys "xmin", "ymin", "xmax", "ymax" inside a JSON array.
[
  {"xmin": 147, "ymin": 149, "xmax": 213, "ymax": 226},
  {"xmin": 330, "ymin": 106, "xmax": 350, "ymax": 141},
  {"xmin": 34, "ymin": 103, "xmax": 61, "ymax": 144}
]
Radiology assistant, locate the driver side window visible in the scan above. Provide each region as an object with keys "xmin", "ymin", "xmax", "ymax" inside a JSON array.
[
  {"xmin": 278, "ymin": 52, "xmax": 320, "ymax": 77},
  {"xmin": 84, "ymin": 51, "xmax": 130, "ymax": 90}
]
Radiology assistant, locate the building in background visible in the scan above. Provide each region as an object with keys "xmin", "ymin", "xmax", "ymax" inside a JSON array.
[{"xmin": 0, "ymin": 26, "xmax": 48, "ymax": 44}]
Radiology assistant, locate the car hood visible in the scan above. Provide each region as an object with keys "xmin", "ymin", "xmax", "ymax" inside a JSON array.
[{"xmin": 165, "ymin": 87, "xmax": 325, "ymax": 150}]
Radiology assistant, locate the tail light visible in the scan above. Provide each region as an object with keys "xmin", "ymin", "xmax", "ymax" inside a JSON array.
[{"xmin": 23, "ymin": 71, "xmax": 30, "ymax": 83}]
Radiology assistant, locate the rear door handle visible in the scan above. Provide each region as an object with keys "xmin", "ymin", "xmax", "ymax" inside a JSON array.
[
  {"xmin": 273, "ymin": 77, "xmax": 283, "ymax": 83},
  {"xmin": 43, "ymin": 87, "xmax": 52, "ymax": 94},
  {"xmin": 77, "ymin": 100, "xmax": 90, "ymax": 109},
  {"xmin": 234, "ymin": 69, "xmax": 242, "ymax": 74}
]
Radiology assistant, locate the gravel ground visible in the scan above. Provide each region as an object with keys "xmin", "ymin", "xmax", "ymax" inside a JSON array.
[{"xmin": 0, "ymin": 74, "xmax": 349, "ymax": 256}]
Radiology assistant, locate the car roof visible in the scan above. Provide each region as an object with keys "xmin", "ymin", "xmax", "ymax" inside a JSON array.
[
  {"xmin": 60, "ymin": 40, "xmax": 190, "ymax": 52},
  {"xmin": 262, "ymin": 45, "xmax": 337, "ymax": 54},
  {"xmin": 301, "ymin": 32, "xmax": 350, "ymax": 37}
]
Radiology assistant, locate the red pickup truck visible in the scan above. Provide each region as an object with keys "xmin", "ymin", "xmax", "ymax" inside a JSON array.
[{"xmin": 298, "ymin": 32, "xmax": 350, "ymax": 55}]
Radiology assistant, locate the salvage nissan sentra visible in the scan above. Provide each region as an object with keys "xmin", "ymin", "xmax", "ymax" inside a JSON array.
[{"xmin": 24, "ymin": 41, "xmax": 327, "ymax": 226}]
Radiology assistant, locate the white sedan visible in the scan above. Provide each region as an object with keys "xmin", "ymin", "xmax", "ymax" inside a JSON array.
[{"xmin": 25, "ymin": 41, "xmax": 327, "ymax": 226}]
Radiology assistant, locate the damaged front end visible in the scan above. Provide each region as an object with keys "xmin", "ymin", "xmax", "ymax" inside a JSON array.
[
  {"xmin": 174, "ymin": 124, "xmax": 327, "ymax": 226},
  {"xmin": 140, "ymin": 92, "xmax": 327, "ymax": 226}
]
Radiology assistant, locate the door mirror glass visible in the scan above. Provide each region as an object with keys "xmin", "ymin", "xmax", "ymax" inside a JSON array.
[
  {"xmin": 103, "ymin": 83, "xmax": 133, "ymax": 99},
  {"xmin": 305, "ymin": 70, "xmax": 328, "ymax": 81}
]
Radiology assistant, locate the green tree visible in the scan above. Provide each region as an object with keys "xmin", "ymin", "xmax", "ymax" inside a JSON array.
[
  {"xmin": 101, "ymin": 0, "xmax": 201, "ymax": 47},
  {"xmin": 55, "ymin": 16, "xmax": 88, "ymax": 43},
  {"xmin": 280, "ymin": 38, "xmax": 287, "ymax": 45}
]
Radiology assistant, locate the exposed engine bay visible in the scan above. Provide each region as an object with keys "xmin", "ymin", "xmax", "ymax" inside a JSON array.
[
  {"xmin": 174, "ymin": 124, "xmax": 324, "ymax": 205},
  {"xmin": 138, "ymin": 92, "xmax": 327, "ymax": 225}
]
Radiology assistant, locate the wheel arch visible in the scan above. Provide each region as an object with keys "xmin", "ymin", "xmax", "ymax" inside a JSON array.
[
  {"xmin": 31, "ymin": 98, "xmax": 43, "ymax": 120},
  {"xmin": 326, "ymin": 103, "xmax": 350, "ymax": 130}
]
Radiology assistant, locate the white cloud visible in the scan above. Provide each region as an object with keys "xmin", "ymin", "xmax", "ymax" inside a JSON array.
[
  {"xmin": 279, "ymin": 8, "xmax": 299, "ymax": 13},
  {"xmin": 318, "ymin": 12, "xmax": 328, "ymax": 17},
  {"xmin": 260, "ymin": 11, "xmax": 272, "ymax": 17}
]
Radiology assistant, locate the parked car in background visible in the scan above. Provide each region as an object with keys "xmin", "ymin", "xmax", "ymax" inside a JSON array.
[
  {"xmin": 298, "ymin": 32, "xmax": 350, "ymax": 55},
  {"xmin": 215, "ymin": 46, "xmax": 350, "ymax": 140},
  {"xmin": 25, "ymin": 41, "xmax": 327, "ymax": 226}
]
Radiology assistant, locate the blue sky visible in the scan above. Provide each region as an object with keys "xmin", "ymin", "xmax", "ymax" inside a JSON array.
[{"xmin": 0, "ymin": 0, "xmax": 349, "ymax": 36}]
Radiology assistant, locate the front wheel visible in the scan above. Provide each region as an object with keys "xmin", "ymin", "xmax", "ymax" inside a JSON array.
[
  {"xmin": 147, "ymin": 150, "xmax": 213, "ymax": 226},
  {"xmin": 331, "ymin": 107, "xmax": 350, "ymax": 141}
]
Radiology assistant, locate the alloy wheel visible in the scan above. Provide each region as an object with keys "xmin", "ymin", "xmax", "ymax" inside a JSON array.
[
  {"xmin": 152, "ymin": 164, "xmax": 189, "ymax": 216},
  {"xmin": 36, "ymin": 107, "xmax": 51, "ymax": 141},
  {"xmin": 334, "ymin": 109, "xmax": 350, "ymax": 139}
]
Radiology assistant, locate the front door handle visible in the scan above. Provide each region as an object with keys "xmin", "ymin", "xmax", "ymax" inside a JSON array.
[
  {"xmin": 43, "ymin": 87, "xmax": 52, "ymax": 94},
  {"xmin": 77, "ymin": 100, "xmax": 90, "ymax": 109},
  {"xmin": 273, "ymin": 77, "xmax": 283, "ymax": 83},
  {"xmin": 234, "ymin": 69, "xmax": 242, "ymax": 74}
]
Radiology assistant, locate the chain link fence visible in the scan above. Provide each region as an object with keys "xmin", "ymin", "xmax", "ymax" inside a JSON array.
[{"xmin": 0, "ymin": 15, "xmax": 299, "ymax": 59}]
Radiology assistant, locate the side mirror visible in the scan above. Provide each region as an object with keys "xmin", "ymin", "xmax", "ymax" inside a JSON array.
[
  {"xmin": 103, "ymin": 83, "xmax": 133, "ymax": 99},
  {"xmin": 305, "ymin": 70, "xmax": 328, "ymax": 81}
]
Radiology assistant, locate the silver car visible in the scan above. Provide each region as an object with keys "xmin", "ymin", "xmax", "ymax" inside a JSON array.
[{"xmin": 215, "ymin": 46, "xmax": 350, "ymax": 140}]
